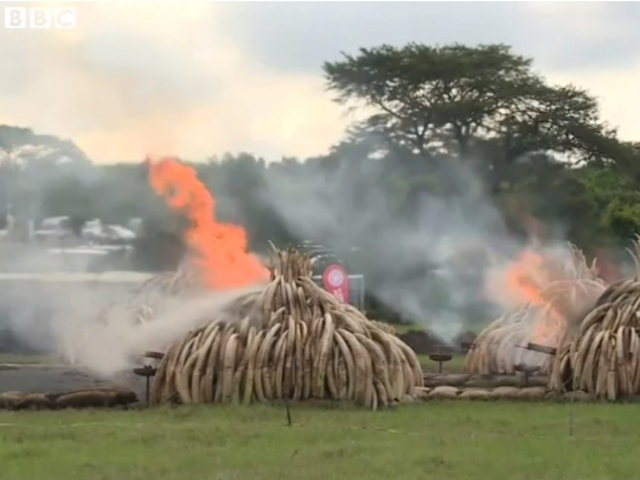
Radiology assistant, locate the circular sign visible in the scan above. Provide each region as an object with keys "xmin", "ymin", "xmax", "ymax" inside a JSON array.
[{"xmin": 325, "ymin": 266, "xmax": 345, "ymax": 287}]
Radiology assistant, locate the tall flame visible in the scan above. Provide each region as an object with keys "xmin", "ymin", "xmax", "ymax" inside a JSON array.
[
  {"xmin": 503, "ymin": 250, "xmax": 564, "ymax": 345},
  {"xmin": 147, "ymin": 156, "xmax": 269, "ymax": 290}
]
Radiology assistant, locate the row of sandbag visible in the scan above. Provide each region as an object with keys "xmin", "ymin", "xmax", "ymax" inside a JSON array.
[
  {"xmin": 423, "ymin": 373, "xmax": 548, "ymax": 389},
  {"xmin": 415, "ymin": 386, "xmax": 595, "ymax": 402},
  {"xmin": 0, "ymin": 386, "xmax": 138, "ymax": 410}
]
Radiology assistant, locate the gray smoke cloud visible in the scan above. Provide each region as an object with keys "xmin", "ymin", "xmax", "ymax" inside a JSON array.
[
  {"xmin": 0, "ymin": 255, "xmax": 263, "ymax": 379},
  {"xmin": 58, "ymin": 285, "xmax": 263, "ymax": 378},
  {"xmin": 261, "ymin": 147, "xmax": 573, "ymax": 343}
]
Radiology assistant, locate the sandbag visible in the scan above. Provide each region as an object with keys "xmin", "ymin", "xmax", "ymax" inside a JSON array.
[
  {"xmin": 0, "ymin": 391, "xmax": 27, "ymax": 409},
  {"xmin": 71, "ymin": 386, "xmax": 138, "ymax": 405},
  {"xmin": 15, "ymin": 393, "xmax": 54, "ymax": 410},
  {"xmin": 489, "ymin": 386, "xmax": 520, "ymax": 400},
  {"xmin": 464, "ymin": 375, "xmax": 518, "ymax": 388},
  {"xmin": 413, "ymin": 387, "xmax": 431, "ymax": 401},
  {"xmin": 55, "ymin": 390, "xmax": 122, "ymax": 409},
  {"xmin": 458, "ymin": 389, "xmax": 492, "ymax": 401},
  {"xmin": 428, "ymin": 386, "xmax": 460, "ymax": 399},
  {"xmin": 0, "ymin": 386, "xmax": 138, "ymax": 410},
  {"xmin": 516, "ymin": 387, "xmax": 547, "ymax": 401},
  {"xmin": 424, "ymin": 374, "xmax": 470, "ymax": 387}
]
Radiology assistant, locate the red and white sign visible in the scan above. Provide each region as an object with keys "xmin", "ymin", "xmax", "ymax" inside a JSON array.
[{"xmin": 322, "ymin": 263, "xmax": 350, "ymax": 304}]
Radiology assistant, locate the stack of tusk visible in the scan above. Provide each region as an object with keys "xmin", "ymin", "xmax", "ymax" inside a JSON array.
[
  {"xmin": 550, "ymin": 277, "xmax": 640, "ymax": 400},
  {"xmin": 150, "ymin": 247, "xmax": 423, "ymax": 410},
  {"xmin": 466, "ymin": 243, "xmax": 606, "ymax": 376}
]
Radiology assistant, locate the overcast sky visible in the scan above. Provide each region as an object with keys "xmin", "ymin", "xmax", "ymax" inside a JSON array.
[{"xmin": 1, "ymin": 1, "xmax": 639, "ymax": 163}]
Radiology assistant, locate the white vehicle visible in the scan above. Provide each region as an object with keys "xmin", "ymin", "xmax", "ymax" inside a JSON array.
[
  {"xmin": 104, "ymin": 225, "xmax": 136, "ymax": 241},
  {"xmin": 81, "ymin": 219, "xmax": 103, "ymax": 240},
  {"xmin": 37, "ymin": 216, "xmax": 72, "ymax": 238},
  {"xmin": 80, "ymin": 220, "xmax": 136, "ymax": 243},
  {"xmin": 40, "ymin": 216, "xmax": 70, "ymax": 230}
]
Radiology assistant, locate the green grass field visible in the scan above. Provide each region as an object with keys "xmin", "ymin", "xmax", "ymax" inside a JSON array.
[{"xmin": 1, "ymin": 402, "xmax": 639, "ymax": 480}]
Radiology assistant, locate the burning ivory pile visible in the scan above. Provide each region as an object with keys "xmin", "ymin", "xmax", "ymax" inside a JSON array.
[
  {"xmin": 150, "ymin": 248, "xmax": 423, "ymax": 409},
  {"xmin": 550, "ymin": 238, "xmax": 640, "ymax": 400},
  {"xmin": 465, "ymin": 244, "xmax": 606, "ymax": 376}
]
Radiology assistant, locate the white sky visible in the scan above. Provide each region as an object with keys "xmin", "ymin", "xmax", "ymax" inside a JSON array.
[{"xmin": 0, "ymin": 1, "xmax": 639, "ymax": 164}]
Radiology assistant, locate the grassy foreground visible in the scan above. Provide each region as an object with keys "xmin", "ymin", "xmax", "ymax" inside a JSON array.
[{"xmin": 0, "ymin": 402, "xmax": 639, "ymax": 480}]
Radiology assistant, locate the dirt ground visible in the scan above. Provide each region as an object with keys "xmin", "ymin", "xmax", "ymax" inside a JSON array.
[{"xmin": 0, "ymin": 364, "xmax": 147, "ymax": 400}]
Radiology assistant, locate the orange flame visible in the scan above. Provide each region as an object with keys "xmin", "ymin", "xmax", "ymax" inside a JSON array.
[
  {"xmin": 147, "ymin": 156, "xmax": 269, "ymax": 290},
  {"xmin": 504, "ymin": 251, "xmax": 551, "ymax": 307},
  {"xmin": 503, "ymin": 250, "xmax": 564, "ymax": 345}
]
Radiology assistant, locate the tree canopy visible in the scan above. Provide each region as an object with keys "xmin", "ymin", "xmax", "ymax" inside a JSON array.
[{"xmin": 325, "ymin": 44, "xmax": 613, "ymax": 156}]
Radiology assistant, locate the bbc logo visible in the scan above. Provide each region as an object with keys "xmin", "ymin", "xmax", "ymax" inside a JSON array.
[{"xmin": 4, "ymin": 7, "xmax": 77, "ymax": 29}]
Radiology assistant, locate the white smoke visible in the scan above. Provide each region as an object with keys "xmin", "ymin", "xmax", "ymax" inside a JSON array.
[
  {"xmin": 58, "ymin": 285, "xmax": 263, "ymax": 378},
  {"xmin": 262, "ymin": 148, "xmax": 572, "ymax": 343},
  {"xmin": 0, "ymin": 266, "xmax": 263, "ymax": 379}
]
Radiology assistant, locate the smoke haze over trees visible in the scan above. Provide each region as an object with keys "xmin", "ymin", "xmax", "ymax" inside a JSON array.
[{"xmin": 1, "ymin": 42, "xmax": 639, "ymax": 331}]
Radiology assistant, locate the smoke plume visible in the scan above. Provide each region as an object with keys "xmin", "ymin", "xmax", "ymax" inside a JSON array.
[
  {"xmin": 262, "ymin": 147, "xmax": 575, "ymax": 343},
  {"xmin": 0, "ymin": 261, "xmax": 262, "ymax": 378},
  {"xmin": 57, "ymin": 286, "xmax": 262, "ymax": 378}
]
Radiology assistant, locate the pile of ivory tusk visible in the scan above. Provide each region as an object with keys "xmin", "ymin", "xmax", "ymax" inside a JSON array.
[
  {"xmin": 150, "ymin": 248, "xmax": 423, "ymax": 409},
  {"xmin": 550, "ymin": 238, "xmax": 640, "ymax": 399},
  {"xmin": 466, "ymin": 244, "xmax": 606, "ymax": 376},
  {"xmin": 465, "ymin": 303, "xmax": 548, "ymax": 375}
]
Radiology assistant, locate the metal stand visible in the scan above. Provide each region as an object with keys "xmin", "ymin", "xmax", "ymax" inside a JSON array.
[
  {"xmin": 284, "ymin": 371, "xmax": 292, "ymax": 426},
  {"xmin": 284, "ymin": 397, "xmax": 292, "ymax": 426},
  {"xmin": 513, "ymin": 364, "xmax": 540, "ymax": 387},
  {"xmin": 133, "ymin": 365, "xmax": 157, "ymax": 407},
  {"xmin": 429, "ymin": 347, "xmax": 453, "ymax": 374},
  {"xmin": 514, "ymin": 342, "xmax": 557, "ymax": 387},
  {"xmin": 132, "ymin": 351, "xmax": 163, "ymax": 407}
]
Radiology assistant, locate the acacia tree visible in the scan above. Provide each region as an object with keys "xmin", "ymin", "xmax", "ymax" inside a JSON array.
[{"xmin": 323, "ymin": 43, "xmax": 620, "ymax": 183}]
